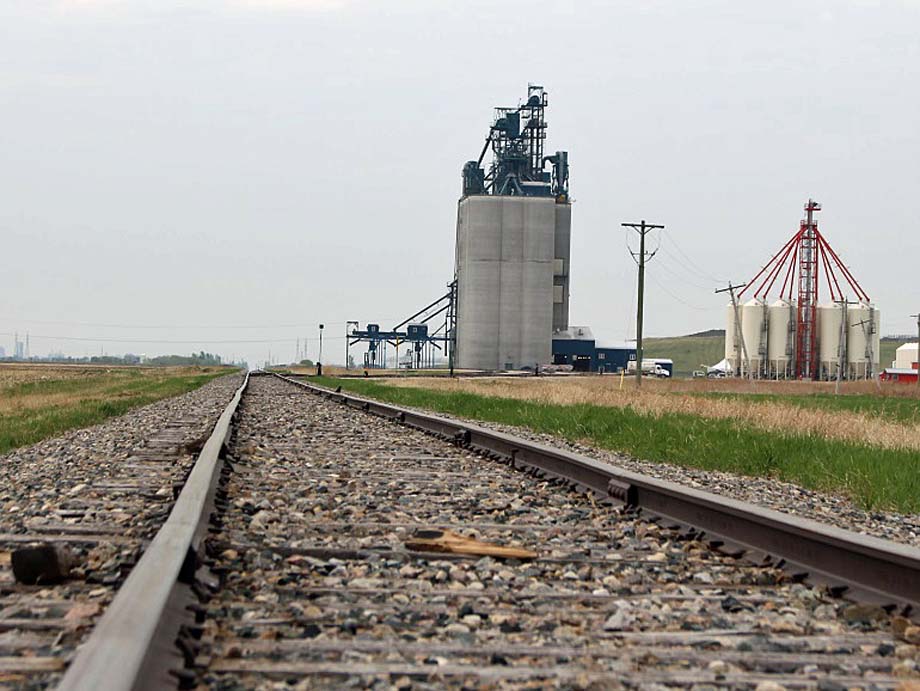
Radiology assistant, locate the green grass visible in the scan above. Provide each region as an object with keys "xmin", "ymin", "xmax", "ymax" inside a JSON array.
[
  {"xmin": 643, "ymin": 335, "xmax": 725, "ymax": 376},
  {"xmin": 316, "ymin": 376, "xmax": 920, "ymax": 513},
  {"xmin": 0, "ymin": 370, "xmax": 229, "ymax": 455},
  {"xmin": 696, "ymin": 391, "xmax": 920, "ymax": 424},
  {"xmin": 879, "ymin": 339, "xmax": 910, "ymax": 370}
]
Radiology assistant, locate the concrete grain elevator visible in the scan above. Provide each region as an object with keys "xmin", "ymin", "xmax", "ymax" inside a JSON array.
[{"xmin": 453, "ymin": 85, "xmax": 571, "ymax": 370}]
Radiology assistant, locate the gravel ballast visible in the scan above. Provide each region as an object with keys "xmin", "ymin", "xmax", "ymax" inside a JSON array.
[
  {"xmin": 0, "ymin": 372, "xmax": 243, "ymax": 688},
  {"xmin": 196, "ymin": 375, "xmax": 918, "ymax": 689}
]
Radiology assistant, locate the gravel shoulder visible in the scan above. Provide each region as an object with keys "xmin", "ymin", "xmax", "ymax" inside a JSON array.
[{"xmin": 325, "ymin": 382, "xmax": 920, "ymax": 549}]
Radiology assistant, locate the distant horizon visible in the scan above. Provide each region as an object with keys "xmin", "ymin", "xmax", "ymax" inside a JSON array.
[{"xmin": 2, "ymin": 1, "xmax": 917, "ymax": 366}]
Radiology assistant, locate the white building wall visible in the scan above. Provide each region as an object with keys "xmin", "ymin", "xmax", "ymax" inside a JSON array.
[{"xmin": 895, "ymin": 343, "xmax": 918, "ymax": 369}]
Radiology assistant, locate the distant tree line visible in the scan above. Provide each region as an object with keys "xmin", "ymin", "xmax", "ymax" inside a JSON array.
[
  {"xmin": 148, "ymin": 351, "xmax": 224, "ymax": 366},
  {"xmin": 2, "ymin": 351, "xmax": 240, "ymax": 367}
]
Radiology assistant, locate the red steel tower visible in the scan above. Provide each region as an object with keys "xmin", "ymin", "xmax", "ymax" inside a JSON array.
[
  {"xmin": 739, "ymin": 200, "xmax": 869, "ymax": 380},
  {"xmin": 796, "ymin": 200, "xmax": 820, "ymax": 379}
]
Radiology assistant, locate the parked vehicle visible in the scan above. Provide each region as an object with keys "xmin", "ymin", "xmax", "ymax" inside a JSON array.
[{"xmin": 627, "ymin": 360, "xmax": 672, "ymax": 378}]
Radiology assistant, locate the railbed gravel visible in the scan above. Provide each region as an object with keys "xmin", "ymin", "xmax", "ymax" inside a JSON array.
[
  {"xmin": 0, "ymin": 372, "xmax": 242, "ymax": 689},
  {"xmin": 322, "ymin": 377, "xmax": 920, "ymax": 550},
  {"xmin": 197, "ymin": 375, "xmax": 919, "ymax": 690}
]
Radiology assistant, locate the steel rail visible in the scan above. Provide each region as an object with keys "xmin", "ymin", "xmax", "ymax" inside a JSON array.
[
  {"xmin": 273, "ymin": 373, "xmax": 920, "ymax": 615},
  {"xmin": 58, "ymin": 372, "xmax": 251, "ymax": 691}
]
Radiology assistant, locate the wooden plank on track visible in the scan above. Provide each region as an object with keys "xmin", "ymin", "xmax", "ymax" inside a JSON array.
[{"xmin": 0, "ymin": 656, "xmax": 65, "ymax": 672}]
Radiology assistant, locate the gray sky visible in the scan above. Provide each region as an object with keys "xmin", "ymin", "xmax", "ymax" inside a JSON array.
[{"xmin": 1, "ymin": 0, "xmax": 918, "ymax": 367}]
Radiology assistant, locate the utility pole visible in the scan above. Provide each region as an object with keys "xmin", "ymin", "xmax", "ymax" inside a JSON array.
[
  {"xmin": 345, "ymin": 321, "xmax": 358, "ymax": 370},
  {"xmin": 834, "ymin": 300, "xmax": 851, "ymax": 395},
  {"xmin": 317, "ymin": 323, "xmax": 324, "ymax": 375},
  {"xmin": 623, "ymin": 220, "xmax": 664, "ymax": 387},
  {"xmin": 715, "ymin": 282, "xmax": 750, "ymax": 379},
  {"xmin": 911, "ymin": 314, "xmax": 920, "ymax": 389}
]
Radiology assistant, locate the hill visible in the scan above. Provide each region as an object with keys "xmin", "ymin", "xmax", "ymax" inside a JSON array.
[{"xmin": 643, "ymin": 335, "xmax": 724, "ymax": 376}]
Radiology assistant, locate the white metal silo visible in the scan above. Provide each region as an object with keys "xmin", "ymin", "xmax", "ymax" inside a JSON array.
[
  {"xmin": 767, "ymin": 299, "xmax": 795, "ymax": 378},
  {"xmin": 846, "ymin": 302, "xmax": 871, "ymax": 379},
  {"xmin": 740, "ymin": 298, "xmax": 767, "ymax": 377},
  {"xmin": 817, "ymin": 303, "xmax": 844, "ymax": 379}
]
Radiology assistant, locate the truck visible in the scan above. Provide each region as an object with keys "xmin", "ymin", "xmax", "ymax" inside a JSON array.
[{"xmin": 626, "ymin": 358, "xmax": 673, "ymax": 378}]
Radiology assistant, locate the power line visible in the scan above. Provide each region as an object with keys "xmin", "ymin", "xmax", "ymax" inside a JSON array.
[
  {"xmin": 0, "ymin": 317, "xmax": 367, "ymax": 330},
  {"xmin": 646, "ymin": 272, "xmax": 717, "ymax": 312},
  {"xmin": 662, "ymin": 230, "xmax": 726, "ymax": 284},
  {"xmin": 654, "ymin": 253, "xmax": 717, "ymax": 291},
  {"xmin": 0, "ymin": 332, "xmax": 347, "ymax": 345}
]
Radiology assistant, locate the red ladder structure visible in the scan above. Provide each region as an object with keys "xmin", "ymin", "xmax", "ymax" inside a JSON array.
[{"xmin": 739, "ymin": 200, "xmax": 870, "ymax": 380}]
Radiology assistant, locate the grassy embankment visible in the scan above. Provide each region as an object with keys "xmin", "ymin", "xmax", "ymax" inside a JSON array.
[
  {"xmin": 0, "ymin": 365, "xmax": 233, "ymax": 454},
  {"xmin": 643, "ymin": 334, "xmax": 908, "ymax": 376},
  {"xmin": 315, "ymin": 375, "xmax": 920, "ymax": 513},
  {"xmin": 695, "ymin": 390, "xmax": 920, "ymax": 425}
]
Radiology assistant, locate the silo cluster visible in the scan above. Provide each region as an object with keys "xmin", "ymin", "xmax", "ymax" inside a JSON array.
[{"xmin": 725, "ymin": 300, "xmax": 880, "ymax": 379}]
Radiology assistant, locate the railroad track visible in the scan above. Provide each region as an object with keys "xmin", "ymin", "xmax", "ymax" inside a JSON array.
[
  {"xmin": 5, "ymin": 372, "xmax": 920, "ymax": 688},
  {"xmin": 0, "ymin": 373, "xmax": 245, "ymax": 689}
]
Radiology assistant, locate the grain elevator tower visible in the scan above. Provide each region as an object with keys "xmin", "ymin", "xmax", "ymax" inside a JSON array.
[{"xmin": 454, "ymin": 85, "xmax": 572, "ymax": 370}]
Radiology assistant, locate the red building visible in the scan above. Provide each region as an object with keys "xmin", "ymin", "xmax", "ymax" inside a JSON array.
[{"xmin": 880, "ymin": 367, "xmax": 919, "ymax": 383}]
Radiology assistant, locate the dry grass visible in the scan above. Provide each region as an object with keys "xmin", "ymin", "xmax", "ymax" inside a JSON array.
[
  {"xmin": 0, "ymin": 364, "xmax": 233, "ymax": 454},
  {"xmin": 637, "ymin": 376, "xmax": 920, "ymax": 398},
  {"xmin": 382, "ymin": 376, "xmax": 920, "ymax": 452},
  {"xmin": 0, "ymin": 364, "xmax": 228, "ymax": 415},
  {"xmin": 0, "ymin": 363, "xmax": 113, "ymax": 389}
]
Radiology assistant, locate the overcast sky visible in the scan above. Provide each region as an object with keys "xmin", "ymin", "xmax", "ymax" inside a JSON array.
[{"xmin": 1, "ymin": 0, "xmax": 918, "ymax": 367}]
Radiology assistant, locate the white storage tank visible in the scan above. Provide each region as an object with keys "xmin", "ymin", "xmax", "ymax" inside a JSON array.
[
  {"xmin": 739, "ymin": 299, "xmax": 767, "ymax": 376},
  {"xmin": 817, "ymin": 303, "xmax": 844, "ymax": 379},
  {"xmin": 846, "ymin": 303, "xmax": 871, "ymax": 379},
  {"xmin": 766, "ymin": 299, "xmax": 795, "ymax": 378},
  {"xmin": 740, "ymin": 298, "xmax": 767, "ymax": 376}
]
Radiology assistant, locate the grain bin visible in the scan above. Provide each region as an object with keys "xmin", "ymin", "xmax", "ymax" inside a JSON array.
[
  {"xmin": 740, "ymin": 298, "xmax": 767, "ymax": 376},
  {"xmin": 846, "ymin": 303, "xmax": 871, "ymax": 379},
  {"xmin": 728, "ymin": 200, "xmax": 876, "ymax": 380},
  {"xmin": 817, "ymin": 303, "xmax": 844, "ymax": 379},
  {"xmin": 767, "ymin": 299, "xmax": 795, "ymax": 378}
]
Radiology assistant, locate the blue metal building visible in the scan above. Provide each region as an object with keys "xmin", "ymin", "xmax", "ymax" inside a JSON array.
[
  {"xmin": 552, "ymin": 327, "xmax": 637, "ymax": 373},
  {"xmin": 594, "ymin": 344, "xmax": 637, "ymax": 373},
  {"xmin": 552, "ymin": 326, "xmax": 595, "ymax": 371}
]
